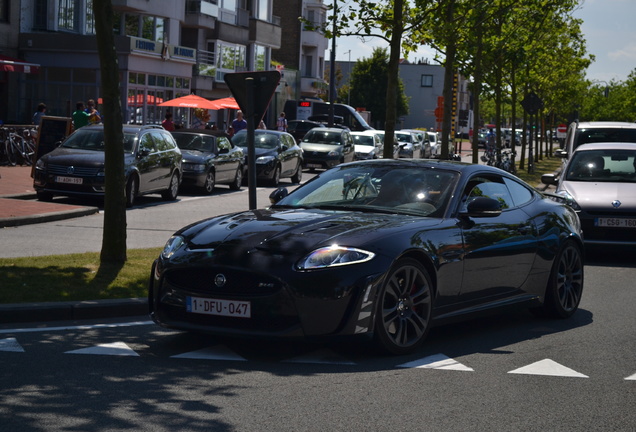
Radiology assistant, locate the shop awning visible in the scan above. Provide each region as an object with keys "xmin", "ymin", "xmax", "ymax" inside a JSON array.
[{"xmin": 0, "ymin": 54, "xmax": 40, "ymax": 74}]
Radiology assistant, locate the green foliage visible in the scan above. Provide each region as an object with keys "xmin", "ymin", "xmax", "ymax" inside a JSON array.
[{"xmin": 348, "ymin": 48, "xmax": 409, "ymax": 127}]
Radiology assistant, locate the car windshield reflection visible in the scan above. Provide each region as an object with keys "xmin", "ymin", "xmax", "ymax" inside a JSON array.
[
  {"xmin": 565, "ymin": 149, "xmax": 636, "ymax": 182},
  {"xmin": 61, "ymin": 130, "xmax": 137, "ymax": 152},
  {"xmin": 274, "ymin": 164, "xmax": 459, "ymax": 217}
]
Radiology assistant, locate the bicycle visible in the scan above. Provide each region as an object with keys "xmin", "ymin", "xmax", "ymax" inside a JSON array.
[
  {"xmin": 3, "ymin": 127, "xmax": 35, "ymax": 166},
  {"xmin": 496, "ymin": 149, "xmax": 517, "ymax": 174}
]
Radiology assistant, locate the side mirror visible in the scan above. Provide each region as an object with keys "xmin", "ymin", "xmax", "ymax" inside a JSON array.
[
  {"xmin": 218, "ymin": 147, "xmax": 229, "ymax": 154},
  {"xmin": 138, "ymin": 148, "xmax": 151, "ymax": 157},
  {"xmin": 462, "ymin": 197, "xmax": 502, "ymax": 218},
  {"xmin": 269, "ymin": 187, "xmax": 289, "ymax": 204},
  {"xmin": 554, "ymin": 148, "xmax": 568, "ymax": 158},
  {"xmin": 541, "ymin": 173, "xmax": 559, "ymax": 186}
]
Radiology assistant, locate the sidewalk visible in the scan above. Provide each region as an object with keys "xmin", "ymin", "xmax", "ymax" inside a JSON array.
[
  {"xmin": 0, "ymin": 165, "xmax": 99, "ymax": 228},
  {"xmin": 0, "ymin": 165, "xmax": 145, "ymax": 325}
]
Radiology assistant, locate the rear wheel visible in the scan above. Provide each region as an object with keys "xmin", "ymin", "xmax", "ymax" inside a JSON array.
[
  {"xmin": 4, "ymin": 140, "xmax": 17, "ymax": 166},
  {"xmin": 125, "ymin": 175, "xmax": 139, "ymax": 208},
  {"xmin": 539, "ymin": 241, "xmax": 584, "ymax": 318},
  {"xmin": 229, "ymin": 167, "xmax": 242, "ymax": 191},
  {"xmin": 291, "ymin": 163, "xmax": 303, "ymax": 183},
  {"xmin": 201, "ymin": 170, "xmax": 215, "ymax": 194},
  {"xmin": 161, "ymin": 172, "xmax": 180, "ymax": 201},
  {"xmin": 373, "ymin": 258, "xmax": 433, "ymax": 355}
]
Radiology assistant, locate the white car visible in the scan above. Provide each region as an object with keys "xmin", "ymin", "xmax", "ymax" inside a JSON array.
[
  {"xmin": 351, "ymin": 131, "xmax": 384, "ymax": 160},
  {"xmin": 427, "ymin": 132, "xmax": 440, "ymax": 158}
]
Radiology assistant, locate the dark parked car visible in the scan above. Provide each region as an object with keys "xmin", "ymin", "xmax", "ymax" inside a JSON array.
[
  {"xmin": 34, "ymin": 124, "xmax": 181, "ymax": 207},
  {"xmin": 300, "ymin": 127, "xmax": 355, "ymax": 170},
  {"xmin": 171, "ymin": 129, "xmax": 244, "ymax": 194},
  {"xmin": 542, "ymin": 142, "xmax": 636, "ymax": 247},
  {"xmin": 150, "ymin": 159, "xmax": 584, "ymax": 355},
  {"xmin": 232, "ymin": 129, "xmax": 304, "ymax": 186},
  {"xmin": 287, "ymin": 120, "xmax": 325, "ymax": 142}
]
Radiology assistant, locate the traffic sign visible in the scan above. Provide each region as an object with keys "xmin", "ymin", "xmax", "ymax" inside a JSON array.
[
  {"xmin": 557, "ymin": 123, "xmax": 567, "ymax": 139},
  {"xmin": 224, "ymin": 70, "xmax": 281, "ymax": 120},
  {"xmin": 521, "ymin": 92, "xmax": 544, "ymax": 115}
]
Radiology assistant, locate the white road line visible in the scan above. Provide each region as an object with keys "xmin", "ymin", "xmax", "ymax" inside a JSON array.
[{"xmin": 0, "ymin": 320, "xmax": 155, "ymax": 334}]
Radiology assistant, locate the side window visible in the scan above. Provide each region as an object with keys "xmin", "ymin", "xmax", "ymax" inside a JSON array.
[
  {"xmin": 283, "ymin": 134, "xmax": 294, "ymax": 148},
  {"xmin": 140, "ymin": 133, "xmax": 156, "ymax": 152},
  {"xmin": 151, "ymin": 132, "xmax": 170, "ymax": 151},
  {"xmin": 462, "ymin": 175, "xmax": 514, "ymax": 211},
  {"xmin": 201, "ymin": 136, "xmax": 216, "ymax": 153},
  {"xmin": 503, "ymin": 177, "xmax": 534, "ymax": 207},
  {"xmin": 217, "ymin": 137, "xmax": 231, "ymax": 152}
]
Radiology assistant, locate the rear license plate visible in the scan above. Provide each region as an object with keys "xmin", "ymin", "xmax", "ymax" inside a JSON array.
[
  {"xmin": 55, "ymin": 176, "xmax": 83, "ymax": 184},
  {"xmin": 595, "ymin": 218, "xmax": 636, "ymax": 228},
  {"xmin": 186, "ymin": 296, "xmax": 251, "ymax": 318},
  {"xmin": 307, "ymin": 163, "xmax": 322, "ymax": 169}
]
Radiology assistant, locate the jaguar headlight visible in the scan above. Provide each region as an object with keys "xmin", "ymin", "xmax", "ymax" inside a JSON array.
[
  {"xmin": 161, "ymin": 235, "xmax": 185, "ymax": 259},
  {"xmin": 296, "ymin": 245, "xmax": 375, "ymax": 270}
]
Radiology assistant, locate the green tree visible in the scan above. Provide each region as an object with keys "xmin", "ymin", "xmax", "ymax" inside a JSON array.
[
  {"xmin": 94, "ymin": 0, "xmax": 127, "ymax": 263},
  {"xmin": 348, "ymin": 48, "xmax": 409, "ymax": 129}
]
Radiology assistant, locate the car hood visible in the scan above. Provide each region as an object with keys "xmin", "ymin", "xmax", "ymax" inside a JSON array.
[
  {"xmin": 42, "ymin": 147, "xmax": 107, "ymax": 166},
  {"xmin": 181, "ymin": 149, "xmax": 212, "ymax": 162},
  {"xmin": 175, "ymin": 208, "xmax": 439, "ymax": 267},
  {"xmin": 300, "ymin": 143, "xmax": 341, "ymax": 152},
  {"xmin": 238, "ymin": 147, "xmax": 276, "ymax": 158},
  {"xmin": 562, "ymin": 180, "xmax": 636, "ymax": 208}
]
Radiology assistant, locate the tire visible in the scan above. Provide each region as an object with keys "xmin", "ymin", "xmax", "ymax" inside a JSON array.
[
  {"xmin": 125, "ymin": 175, "xmax": 139, "ymax": 208},
  {"xmin": 270, "ymin": 164, "xmax": 281, "ymax": 186},
  {"xmin": 36, "ymin": 191, "xmax": 53, "ymax": 202},
  {"xmin": 201, "ymin": 170, "xmax": 215, "ymax": 194},
  {"xmin": 291, "ymin": 162, "xmax": 303, "ymax": 184},
  {"xmin": 229, "ymin": 167, "xmax": 242, "ymax": 191},
  {"xmin": 161, "ymin": 172, "xmax": 180, "ymax": 201},
  {"xmin": 5, "ymin": 140, "xmax": 17, "ymax": 166},
  {"xmin": 373, "ymin": 258, "xmax": 433, "ymax": 355},
  {"xmin": 536, "ymin": 241, "xmax": 584, "ymax": 318}
]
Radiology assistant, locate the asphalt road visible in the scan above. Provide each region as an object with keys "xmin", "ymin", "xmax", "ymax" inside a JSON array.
[{"xmin": 1, "ymin": 162, "xmax": 634, "ymax": 431}]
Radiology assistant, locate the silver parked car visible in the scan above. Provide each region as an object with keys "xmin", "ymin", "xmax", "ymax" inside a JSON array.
[{"xmin": 542, "ymin": 142, "xmax": 636, "ymax": 247}]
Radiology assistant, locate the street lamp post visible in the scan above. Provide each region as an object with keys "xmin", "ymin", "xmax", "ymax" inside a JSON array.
[
  {"xmin": 344, "ymin": 49, "xmax": 351, "ymax": 106},
  {"xmin": 328, "ymin": 0, "xmax": 337, "ymax": 127}
]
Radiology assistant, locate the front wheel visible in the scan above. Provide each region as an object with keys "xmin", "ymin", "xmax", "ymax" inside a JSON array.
[
  {"xmin": 125, "ymin": 175, "xmax": 139, "ymax": 208},
  {"xmin": 291, "ymin": 162, "xmax": 303, "ymax": 184},
  {"xmin": 373, "ymin": 258, "xmax": 433, "ymax": 355},
  {"xmin": 161, "ymin": 171, "xmax": 180, "ymax": 201},
  {"xmin": 229, "ymin": 167, "xmax": 242, "ymax": 191},
  {"xmin": 536, "ymin": 241, "xmax": 584, "ymax": 318},
  {"xmin": 201, "ymin": 170, "xmax": 215, "ymax": 194},
  {"xmin": 270, "ymin": 164, "xmax": 281, "ymax": 187}
]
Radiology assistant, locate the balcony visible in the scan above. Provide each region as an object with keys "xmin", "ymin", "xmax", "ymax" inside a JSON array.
[
  {"xmin": 300, "ymin": 77, "xmax": 326, "ymax": 96},
  {"xmin": 185, "ymin": 1, "xmax": 218, "ymax": 28},
  {"xmin": 249, "ymin": 18, "xmax": 282, "ymax": 49},
  {"xmin": 301, "ymin": 28, "xmax": 327, "ymax": 50}
]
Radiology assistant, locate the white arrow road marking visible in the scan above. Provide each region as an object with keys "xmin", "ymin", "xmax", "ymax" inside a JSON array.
[
  {"xmin": 171, "ymin": 345, "xmax": 247, "ymax": 361},
  {"xmin": 284, "ymin": 349, "xmax": 357, "ymax": 365},
  {"xmin": 0, "ymin": 337, "xmax": 25, "ymax": 352},
  {"xmin": 625, "ymin": 372, "xmax": 636, "ymax": 381},
  {"xmin": 508, "ymin": 359, "xmax": 588, "ymax": 378},
  {"xmin": 397, "ymin": 353, "xmax": 474, "ymax": 371},
  {"xmin": 65, "ymin": 342, "xmax": 139, "ymax": 356}
]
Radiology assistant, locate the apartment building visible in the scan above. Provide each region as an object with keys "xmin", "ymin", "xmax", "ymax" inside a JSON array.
[{"xmin": 4, "ymin": 0, "xmax": 282, "ymax": 127}]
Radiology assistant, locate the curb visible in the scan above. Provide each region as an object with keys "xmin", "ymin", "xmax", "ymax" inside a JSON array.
[
  {"xmin": 0, "ymin": 206, "xmax": 100, "ymax": 228},
  {"xmin": 0, "ymin": 298, "xmax": 148, "ymax": 324}
]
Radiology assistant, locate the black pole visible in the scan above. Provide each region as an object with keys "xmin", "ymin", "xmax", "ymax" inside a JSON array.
[
  {"xmin": 328, "ymin": 0, "xmax": 336, "ymax": 127},
  {"xmin": 246, "ymin": 77, "xmax": 257, "ymax": 209}
]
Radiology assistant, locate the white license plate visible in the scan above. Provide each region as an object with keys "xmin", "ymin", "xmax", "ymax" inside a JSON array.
[
  {"xmin": 595, "ymin": 218, "xmax": 636, "ymax": 228},
  {"xmin": 186, "ymin": 296, "xmax": 251, "ymax": 318},
  {"xmin": 307, "ymin": 163, "xmax": 322, "ymax": 168},
  {"xmin": 55, "ymin": 176, "xmax": 83, "ymax": 184}
]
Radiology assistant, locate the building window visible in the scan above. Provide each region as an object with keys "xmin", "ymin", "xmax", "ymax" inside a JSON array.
[
  {"xmin": 0, "ymin": 0, "xmax": 9, "ymax": 23},
  {"xmin": 304, "ymin": 55, "xmax": 313, "ymax": 78},
  {"xmin": 85, "ymin": 1, "xmax": 95, "ymax": 34},
  {"xmin": 33, "ymin": 0, "xmax": 48, "ymax": 30},
  {"xmin": 421, "ymin": 74, "xmax": 433, "ymax": 87},
  {"xmin": 254, "ymin": 45, "xmax": 266, "ymax": 71},
  {"xmin": 216, "ymin": 42, "xmax": 246, "ymax": 80},
  {"xmin": 58, "ymin": 0, "xmax": 80, "ymax": 32}
]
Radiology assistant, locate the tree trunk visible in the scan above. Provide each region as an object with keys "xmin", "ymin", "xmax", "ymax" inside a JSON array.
[
  {"xmin": 382, "ymin": 0, "xmax": 404, "ymax": 159},
  {"xmin": 94, "ymin": 0, "xmax": 127, "ymax": 263}
]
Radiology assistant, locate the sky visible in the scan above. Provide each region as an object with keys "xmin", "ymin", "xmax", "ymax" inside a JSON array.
[{"xmin": 333, "ymin": 0, "xmax": 636, "ymax": 84}]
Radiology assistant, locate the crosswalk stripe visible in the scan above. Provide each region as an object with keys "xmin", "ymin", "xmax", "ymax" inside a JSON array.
[
  {"xmin": 171, "ymin": 345, "xmax": 247, "ymax": 361},
  {"xmin": 0, "ymin": 337, "xmax": 25, "ymax": 352},
  {"xmin": 508, "ymin": 359, "xmax": 588, "ymax": 378},
  {"xmin": 397, "ymin": 353, "xmax": 474, "ymax": 371},
  {"xmin": 625, "ymin": 372, "xmax": 636, "ymax": 381},
  {"xmin": 284, "ymin": 349, "xmax": 357, "ymax": 365},
  {"xmin": 65, "ymin": 342, "xmax": 139, "ymax": 356}
]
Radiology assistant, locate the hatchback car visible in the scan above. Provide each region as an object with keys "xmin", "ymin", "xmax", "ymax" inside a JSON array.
[
  {"xmin": 542, "ymin": 142, "xmax": 636, "ymax": 247},
  {"xmin": 395, "ymin": 131, "xmax": 423, "ymax": 159},
  {"xmin": 150, "ymin": 159, "xmax": 584, "ymax": 355},
  {"xmin": 171, "ymin": 129, "xmax": 243, "ymax": 194},
  {"xmin": 557, "ymin": 121, "xmax": 636, "ymax": 161},
  {"xmin": 34, "ymin": 124, "xmax": 181, "ymax": 207},
  {"xmin": 232, "ymin": 129, "xmax": 304, "ymax": 186},
  {"xmin": 300, "ymin": 127, "xmax": 355, "ymax": 170},
  {"xmin": 351, "ymin": 131, "xmax": 383, "ymax": 160}
]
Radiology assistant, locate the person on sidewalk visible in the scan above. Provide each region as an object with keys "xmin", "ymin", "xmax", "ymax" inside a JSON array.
[
  {"xmin": 72, "ymin": 102, "xmax": 90, "ymax": 130},
  {"xmin": 231, "ymin": 110, "xmax": 247, "ymax": 134}
]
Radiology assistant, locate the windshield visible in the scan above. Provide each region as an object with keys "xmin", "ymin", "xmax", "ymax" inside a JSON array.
[
  {"xmin": 565, "ymin": 149, "xmax": 636, "ymax": 182},
  {"xmin": 574, "ymin": 128, "xmax": 636, "ymax": 151},
  {"xmin": 232, "ymin": 131, "xmax": 280, "ymax": 149},
  {"xmin": 61, "ymin": 129, "xmax": 136, "ymax": 152},
  {"xmin": 395, "ymin": 132, "xmax": 414, "ymax": 143},
  {"xmin": 173, "ymin": 133, "xmax": 214, "ymax": 152},
  {"xmin": 352, "ymin": 135, "xmax": 375, "ymax": 146},
  {"xmin": 274, "ymin": 163, "xmax": 459, "ymax": 217},
  {"xmin": 303, "ymin": 130, "xmax": 342, "ymax": 145}
]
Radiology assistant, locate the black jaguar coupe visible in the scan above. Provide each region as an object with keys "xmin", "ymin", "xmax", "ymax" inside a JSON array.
[{"xmin": 149, "ymin": 159, "xmax": 584, "ymax": 354}]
